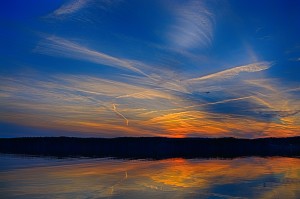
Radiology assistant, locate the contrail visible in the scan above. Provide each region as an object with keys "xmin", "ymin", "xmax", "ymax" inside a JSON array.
[
  {"xmin": 187, "ymin": 62, "xmax": 272, "ymax": 82},
  {"xmin": 112, "ymin": 104, "xmax": 129, "ymax": 126},
  {"xmin": 196, "ymin": 96, "xmax": 253, "ymax": 107},
  {"xmin": 141, "ymin": 96, "xmax": 253, "ymax": 115},
  {"xmin": 36, "ymin": 36, "xmax": 150, "ymax": 77}
]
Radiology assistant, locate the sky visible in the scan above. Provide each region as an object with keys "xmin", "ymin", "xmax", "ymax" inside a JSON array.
[{"xmin": 0, "ymin": 0, "xmax": 299, "ymax": 138}]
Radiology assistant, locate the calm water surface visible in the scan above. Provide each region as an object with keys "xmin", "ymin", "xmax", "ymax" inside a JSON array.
[{"xmin": 0, "ymin": 155, "xmax": 300, "ymax": 199}]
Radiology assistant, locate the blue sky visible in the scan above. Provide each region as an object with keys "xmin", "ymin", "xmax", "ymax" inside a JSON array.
[{"xmin": 0, "ymin": 0, "xmax": 299, "ymax": 138}]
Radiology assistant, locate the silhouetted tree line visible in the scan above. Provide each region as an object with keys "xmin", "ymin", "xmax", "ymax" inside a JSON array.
[{"xmin": 0, "ymin": 137, "xmax": 300, "ymax": 159}]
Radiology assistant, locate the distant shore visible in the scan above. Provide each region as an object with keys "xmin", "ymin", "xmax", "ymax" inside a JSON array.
[{"xmin": 1, "ymin": 137, "xmax": 300, "ymax": 159}]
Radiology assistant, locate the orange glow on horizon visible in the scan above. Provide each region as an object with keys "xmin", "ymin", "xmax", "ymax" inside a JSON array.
[{"xmin": 0, "ymin": 73, "xmax": 299, "ymax": 138}]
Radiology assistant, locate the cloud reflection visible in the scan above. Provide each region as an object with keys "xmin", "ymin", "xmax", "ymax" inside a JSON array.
[{"xmin": 1, "ymin": 157, "xmax": 300, "ymax": 198}]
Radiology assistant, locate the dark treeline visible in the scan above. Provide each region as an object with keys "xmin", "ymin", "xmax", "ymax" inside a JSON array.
[{"xmin": 1, "ymin": 137, "xmax": 300, "ymax": 159}]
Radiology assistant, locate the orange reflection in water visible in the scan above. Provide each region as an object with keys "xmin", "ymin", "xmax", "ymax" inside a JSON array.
[{"xmin": 1, "ymin": 157, "xmax": 300, "ymax": 198}]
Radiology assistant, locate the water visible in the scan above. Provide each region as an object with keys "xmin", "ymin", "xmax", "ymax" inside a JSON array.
[{"xmin": 0, "ymin": 155, "xmax": 300, "ymax": 199}]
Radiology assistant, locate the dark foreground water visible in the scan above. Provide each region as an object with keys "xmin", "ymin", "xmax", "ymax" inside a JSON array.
[{"xmin": 1, "ymin": 155, "xmax": 300, "ymax": 199}]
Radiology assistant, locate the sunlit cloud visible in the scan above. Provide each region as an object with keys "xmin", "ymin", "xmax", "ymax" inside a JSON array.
[
  {"xmin": 112, "ymin": 103, "xmax": 129, "ymax": 126},
  {"xmin": 1, "ymin": 57, "xmax": 299, "ymax": 138},
  {"xmin": 187, "ymin": 62, "xmax": 272, "ymax": 82},
  {"xmin": 1, "ymin": 0, "xmax": 299, "ymax": 139}
]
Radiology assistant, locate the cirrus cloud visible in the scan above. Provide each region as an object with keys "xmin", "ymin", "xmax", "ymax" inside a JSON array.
[{"xmin": 167, "ymin": 0, "xmax": 215, "ymax": 50}]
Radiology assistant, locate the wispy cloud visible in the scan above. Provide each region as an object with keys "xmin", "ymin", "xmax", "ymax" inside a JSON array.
[
  {"xmin": 35, "ymin": 36, "xmax": 149, "ymax": 76},
  {"xmin": 187, "ymin": 62, "xmax": 272, "ymax": 82},
  {"xmin": 52, "ymin": 0, "xmax": 90, "ymax": 16},
  {"xmin": 1, "ymin": 67, "xmax": 299, "ymax": 138},
  {"xmin": 48, "ymin": 0, "xmax": 121, "ymax": 21},
  {"xmin": 2, "ymin": 44, "xmax": 299, "ymax": 138},
  {"xmin": 34, "ymin": 35, "xmax": 194, "ymax": 94},
  {"xmin": 167, "ymin": 0, "xmax": 215, "ymax": 49},
  {"xmin": 112, "ymin": 103, "xmax": 129, "ymax": 126}
]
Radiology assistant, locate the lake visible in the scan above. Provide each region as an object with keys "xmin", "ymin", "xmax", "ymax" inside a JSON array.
[{"xmin": 0, "ymin": 155, "xmax": 300, "ymax": 198}]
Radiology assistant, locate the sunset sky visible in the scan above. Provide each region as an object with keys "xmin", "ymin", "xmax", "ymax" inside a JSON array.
[{"xmin": 0, "ymin": 0, "xmax": 299, "ymax": 138}]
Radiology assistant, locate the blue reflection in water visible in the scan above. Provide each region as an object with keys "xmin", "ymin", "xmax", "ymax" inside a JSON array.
[{"xmin": 0, "ymin": 155, "xmax": 300, "ymax": 199}]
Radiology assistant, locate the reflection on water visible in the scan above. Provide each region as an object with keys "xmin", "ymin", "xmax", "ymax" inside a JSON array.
[{"xmin": 0, "ymin": 155, "xmax": 300, "ymax": 199}]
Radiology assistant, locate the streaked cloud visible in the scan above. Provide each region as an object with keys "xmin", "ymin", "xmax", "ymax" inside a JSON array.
[
  {"xmin": 48, "ymin": 0, "xmax": 122, "ymax": 22},
  {"xmin": 167, "ymin": 0, "xmax": 215, "ymax": 49},
  {"xmin": 35, "ymin": 36, "xmax": 149, "ymax": 77},
  {"xmin": 112, "ymin": 103, "xmax": 129, "ymax": 126},
  {"xmin": 187, "ymin": 62, "xmax": 272, "ymax": 82},
  {"xmin": 1, "ymin": 65, "xmax": 299, "ymax": 138},
  {"xmin": 52, "ymin": 0, "xmax": 90, "ymax": 17},
  {"xmin": 1, "ymin": 0, "xmax": 299, "ymax": 138}
]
